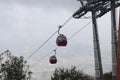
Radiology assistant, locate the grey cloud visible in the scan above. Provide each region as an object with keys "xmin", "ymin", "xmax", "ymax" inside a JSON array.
[{"xmin": 0, "ymin": 0, "xmax": 80, "ymax": 11}]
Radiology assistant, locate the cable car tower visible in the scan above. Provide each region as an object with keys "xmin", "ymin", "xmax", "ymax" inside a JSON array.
[
  {"xmin": 117, "ymin": 10, "xmax": 120, "ymax": 80},
  {"xmin": 73, "ymin": 0, "xmax": 120, "ymax": 80}
]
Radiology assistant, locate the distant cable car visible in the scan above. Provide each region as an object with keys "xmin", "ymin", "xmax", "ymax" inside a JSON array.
[
  {"xmin": 49, "ymin": 55, "xmax": 57, "ymax": 64},
  {"xmin": 56, "ymin": 34, "xmax": 67, "ymax": 46}
]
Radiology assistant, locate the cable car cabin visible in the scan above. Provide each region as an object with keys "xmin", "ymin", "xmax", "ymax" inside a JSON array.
[
  {"xmin": 49, "ymin": 55, "xmax": 57, "ymax": 64},
  {"xmin": 56, "ymin": 34, "xmax": 67, "ymax": 46}
]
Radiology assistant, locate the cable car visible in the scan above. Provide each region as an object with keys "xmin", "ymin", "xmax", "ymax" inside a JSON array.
[
  {"xmin": 49, "ymin": 55, "xmax": 57, "ymax": 64},
  {"xmin": 56, "ymin": 34, "xmax": 67, "ymax": 46}
]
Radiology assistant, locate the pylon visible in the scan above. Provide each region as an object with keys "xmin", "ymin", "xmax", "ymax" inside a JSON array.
[{"xmin": 117, "ymin": 9, "xmax": 120, "ymax": 80}]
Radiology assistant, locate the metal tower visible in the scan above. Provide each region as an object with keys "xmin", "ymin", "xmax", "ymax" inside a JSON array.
[
  {"xmin": 117, "ymin": 9, "xmax": 120, "ymax": 80},
  {"xmin": 73, "ymin": 0, "xmax": 120, "ymax": 80}
]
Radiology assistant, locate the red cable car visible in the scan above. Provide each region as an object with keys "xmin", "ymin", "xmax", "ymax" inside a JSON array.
[
  {"xmin": 49, "ymin": 55, "xmax": 57, "ymax": 64},
  {"xmin": 56, "ymin": 34, "xmax": 67, "ymax": 46}
]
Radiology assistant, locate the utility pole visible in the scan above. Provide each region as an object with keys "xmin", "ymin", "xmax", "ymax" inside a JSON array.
[
  {"xmin": 111, "ymin": 0, "xmax": 117, "ymax": 80},
  {"xmin": 92, "ymin": 10, "xmax": 103, "ymax": 80}
]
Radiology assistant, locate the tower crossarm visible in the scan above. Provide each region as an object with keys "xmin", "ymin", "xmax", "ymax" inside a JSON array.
[{"xmin": 73, "ymin": 0, "xmax": 120, "ymax": 19}]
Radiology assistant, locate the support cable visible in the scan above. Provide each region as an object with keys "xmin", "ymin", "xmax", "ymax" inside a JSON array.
[
  {"xmin": 26, "ymin": 31, "xmax": 58, "ymax": 60},
  {"xmin": 68, "ymin": 21, "xmax": 92, "ymax": 40},
  {"xmin": 31, "ymin": 21, "xmax": 92, "ymax": 67},
  {"xmin": 26, "ymin": 16, "xmax": 73, "ymax": 61}
]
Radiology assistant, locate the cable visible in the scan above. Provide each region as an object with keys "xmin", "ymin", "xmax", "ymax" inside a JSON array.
[
  {"xmin": 31, "ymin": 21, "xmax": 92, "ymax": 67},
  {"xmin": 68, "ymin": 21, "xmax": 92, "ymax": 40},
  {"xmin": 26, "ymin": 16, "xmax": 73, "ymax": 61},
  {"xmin": 26, "ymin": 31, "xmax": 58, "ymax": 60},
  {"xmin": 62, "ymin": 16, "xmax": 73, "ymax": 27},
  {"xmin": 31, "ymin": 47, "xmax": 58, "ymax": 67}
]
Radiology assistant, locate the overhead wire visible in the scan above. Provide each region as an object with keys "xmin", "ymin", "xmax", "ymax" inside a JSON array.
[
  {"xmin": 31, "ymin": 47, "xmax": 58, "ymax": 67},
  {"xmin": 68, "ymin": 20, "xmax": 92, "ymax": 40},
  {"xmin": 26, "ymin": 31, "xmax": 57, "ymax": 60},
  {"xmin": 61, "ymin": 16, "xmax": 73, "ymax": 27},
  {"xmin": 26, "ymin": 15, "xmax": 73, "ymax": 61},
  {"xmin": 31, "ymin": 20, "xmax": 92, "ymax": 67}
]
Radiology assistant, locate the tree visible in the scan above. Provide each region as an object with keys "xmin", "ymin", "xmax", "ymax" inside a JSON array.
[
  {"xmin": 103, "ymin": 72, "xmax": 112, "ymax": 80},
  {"xmin": 0, "ymin": 50, "xmax": 32, "ymax": 80},
  {"xmin": 51, "ymin": 66, "xmax": 93, "ymax": 80}
]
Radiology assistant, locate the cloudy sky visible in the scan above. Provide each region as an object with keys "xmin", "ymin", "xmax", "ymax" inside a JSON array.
[{"xmin": 0, "ymin": 0, "xmax": 119, "ymax": 80}]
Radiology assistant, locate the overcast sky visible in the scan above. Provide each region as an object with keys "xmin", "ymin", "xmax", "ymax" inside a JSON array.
[{"xmin": 0, "ymin": 0, "xmax": 119, "ymax": 80}]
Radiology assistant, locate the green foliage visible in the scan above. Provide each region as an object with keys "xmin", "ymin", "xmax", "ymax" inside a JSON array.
[
  {"xmin": 0, "ymin": 50, "xmax": 32, "ymax": 80},
  {"xmin": 103, "ymin": 72, "xmax": 112, "ymax": 80},
  {"xmin": 51, "ymin": 66, "xmax": 93, "ymax": 80}
]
